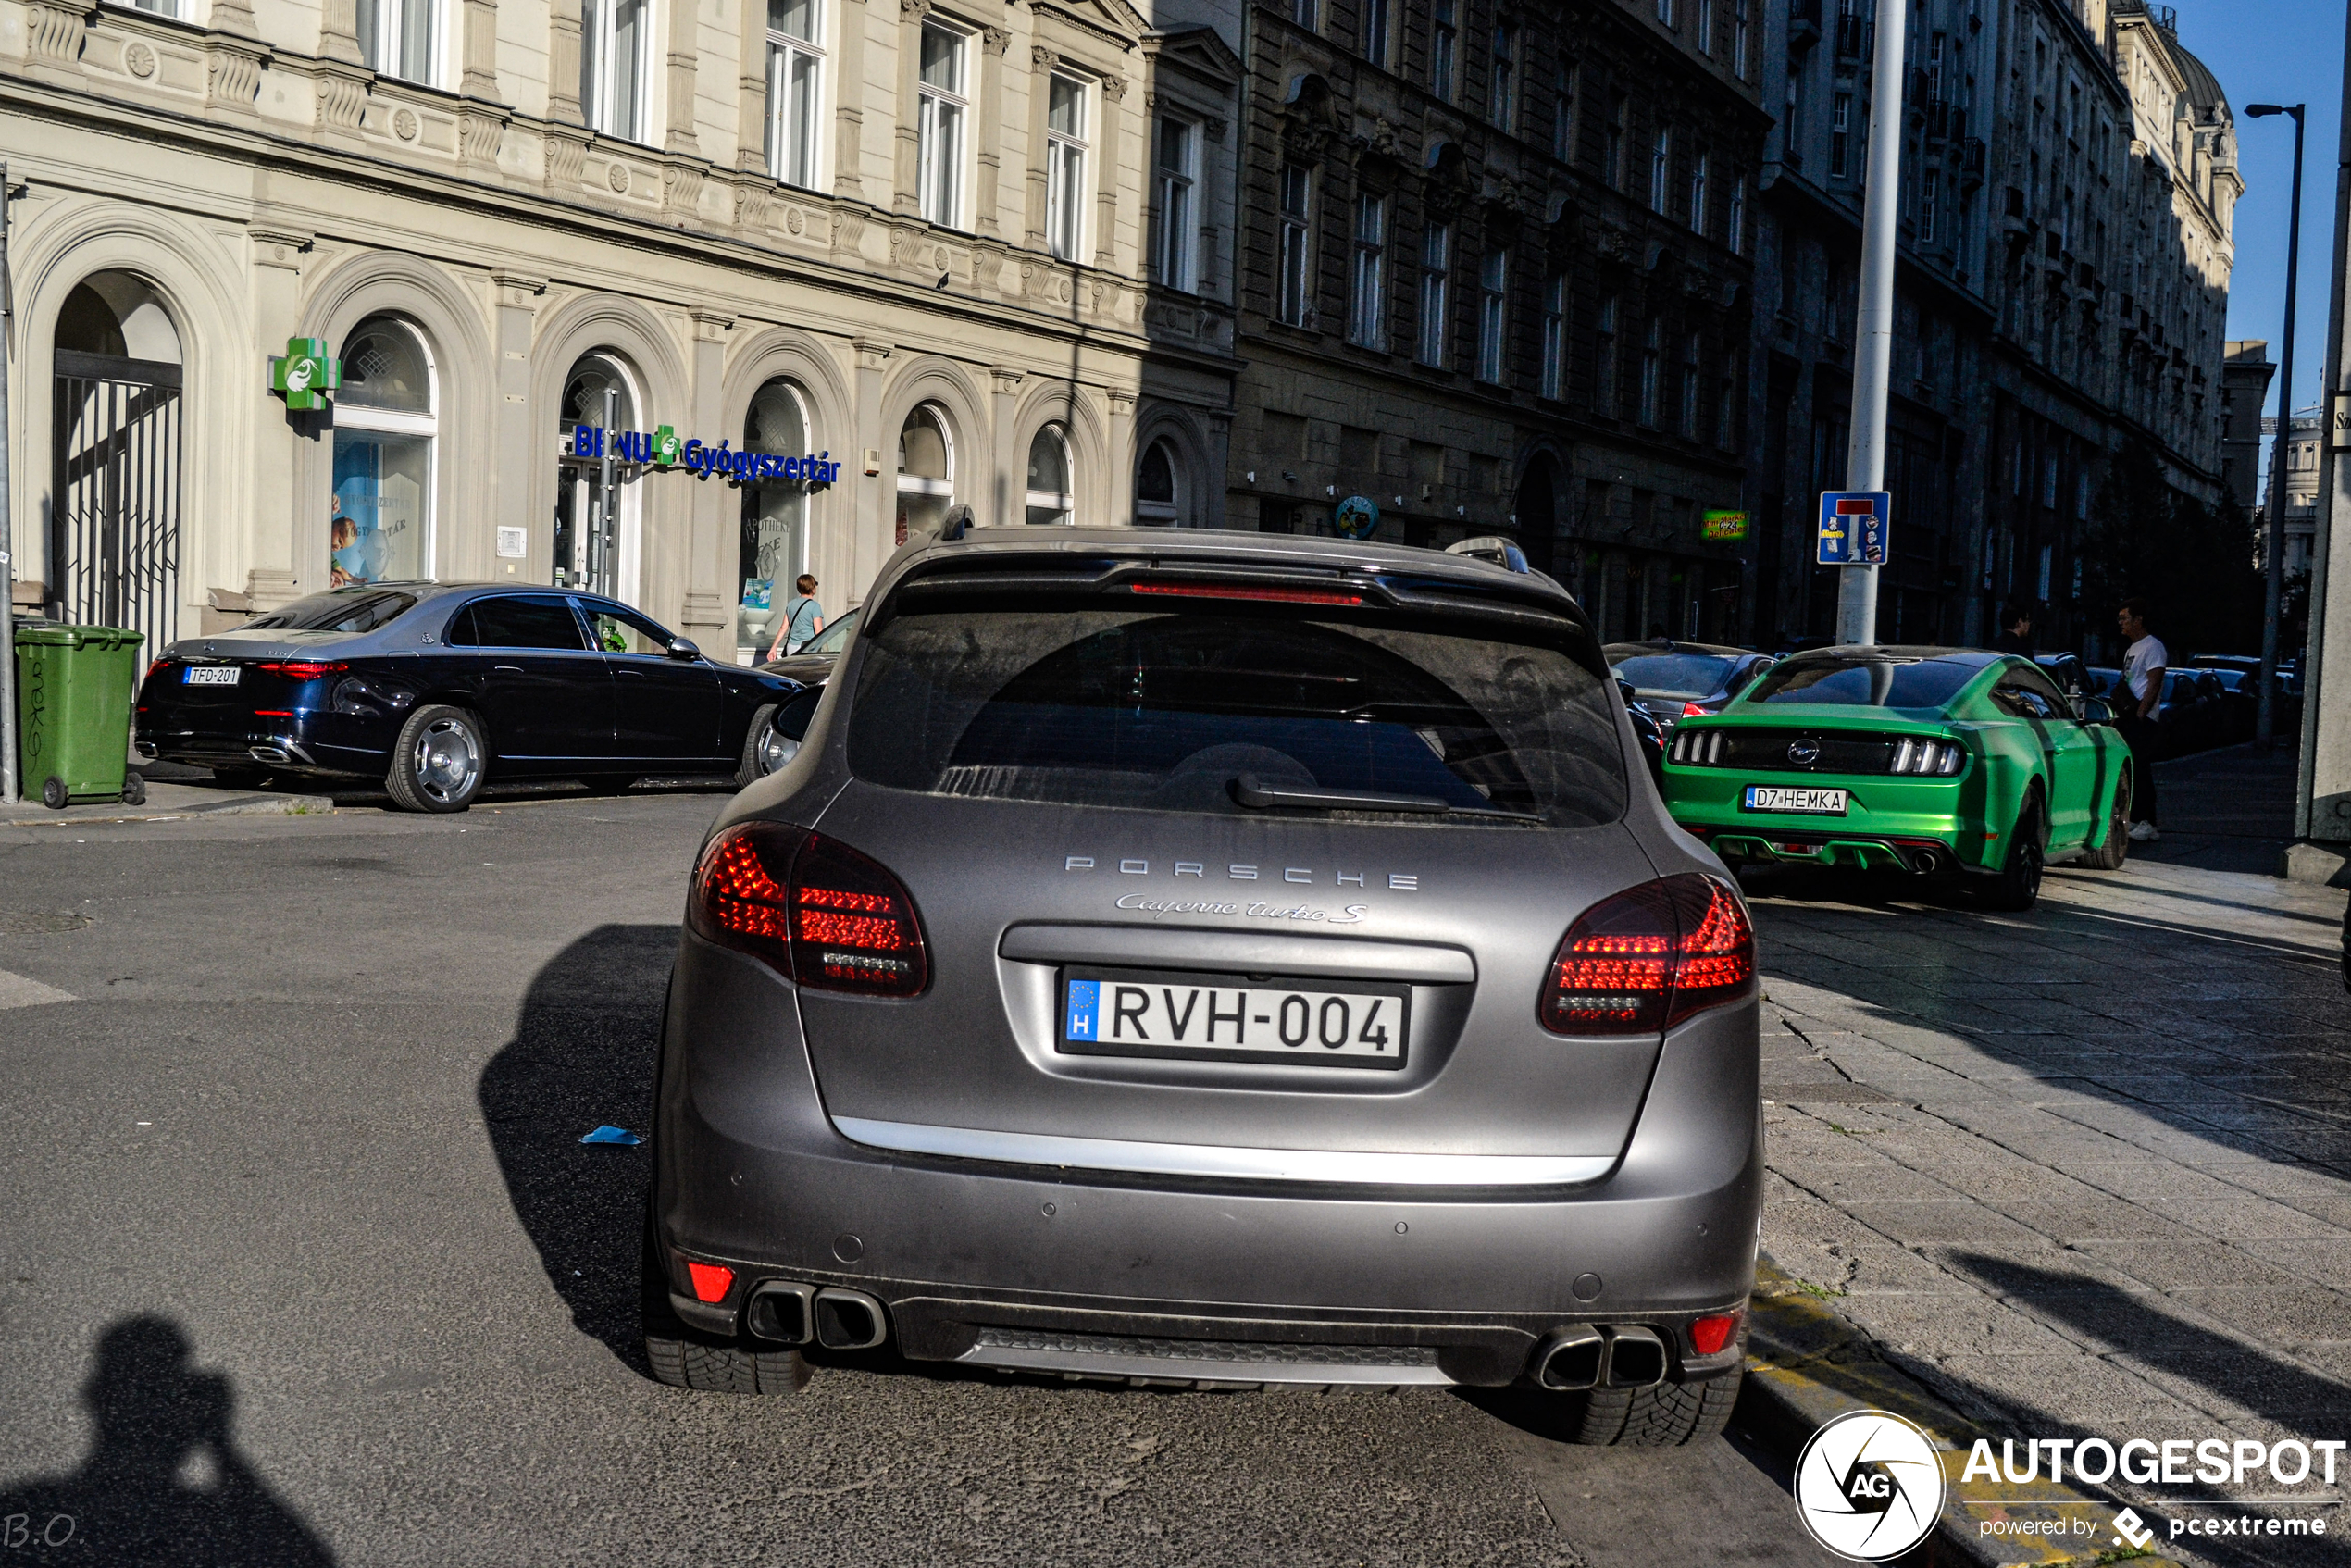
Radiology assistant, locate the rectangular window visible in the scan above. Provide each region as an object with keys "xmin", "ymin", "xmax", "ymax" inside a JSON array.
[
  {"xmin": 1540, "ymin": 274, "xmax": 1567, "ymax": 401},
  {"xmin": 1553, "ymin": 61, "xmax": 1576, "ymax": 161},
  {"xmin": 1689, "ymin": 150, "xmax": 1708, "ymax": 235},
  {"xmin": 1606, "ymin": 96, "xmax": 1627, "ymax": 189},
  {"xmin": 1476, "ymin": 250, "xmax": 1508, "ymax": 383},
  {"xmin": 1639, "ymin": 318, "xmax": 1661, "ymax": 427},
  {"xmin": 1596, "ymin": 295, "xmax": 1619, "ymax": 414},
  {"xmin": 1290, "ymin": 0, "xmax": 1317, "ymax": 28},
  {"xmin": 1362, "ymin": 0, "xmax": 1389, "ymax": 66},
  {"xmin": 1431, "ymin": 0, "xmax": 1458, "ymax": 103},
  {"xmin": 1681, "ymin": 333, "xmax": 1702, "ymax": 435},
  {"xmin": 1728, "ymin": 173, "xmax": 1746, "ymax": 253},
  {"xmin": 1490, "ymin": 24, "xmax": 1517, "ymax": 131},
  {"xmin": 356, "ymin": 0, "xmax": 437, "ymax": 83},
  {"xmin": 1277, "ymin": 164, "xmax": 1313, "ymax": 327},
  {"xmin": 1698, "ymin": 0, "xmax": 1713, "ymax": 54},
  {"xmin": 1921, "ymin": 170, "xmax": 1938, "ymax": 244},
  {"xmin": 1350, "ymin": 193, "xmax": 1387, "ymax": 348},
  {"xmin": 1656, "ymin": 0, "xmax": 1673, "ymax": 23},
  {"xmin": 765, "ymin": 0, "xmax": 823, "ymax": 190},
  {"xmin": 1152, "ymin": 117, "xmax": 1198, "ymax": 292},
  {"xmin": 1717, "ymin": 359, "xmax": 1738, "ymax": 448},
  {"xmin": 1046, "ymin": 72, "xmax": 1089, "ymax": 261},
  {"xmin": 1733, "ymin": 0, "xmax": 1748, "ymax": 75},
  {"xmin": 1830, "ymin": 93, "xmax": 1852, "ymax": 179},
  {"xmin": 1649, "ymin": 126, "xmax": 1672, "ymax": 213},
  {"xmin": 1418, "ymin": 222, "xmax": 1450, "ymax": 366},
  {"xmin": 917, "ymin": 24, "xmax": 968, "ymax": 228},
  {"xmin": 579, "ymin": 0, "xmax": 647, "ymax": 140}
]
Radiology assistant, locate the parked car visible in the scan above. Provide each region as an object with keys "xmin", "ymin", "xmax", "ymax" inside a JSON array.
[
  {"xmin": 1605, "ymin": 641, "xmax": 1776, "ymax": 734},
  {"xmin": 135, "ymin": 583, "xmax": 806, "ymax": 811},
  {"xmin": 2155, "ymin": 668, "xmax": 2220, "ymax": 757},
  {"xmin": 755, "ymin": 604, "xmax": 859, "ymax": 686},
  {"xmin": 2207, "ymin": 667, "xmax": 2257, "ymax": 744},
  {"xmin": 1660, "ymin": 648, "xmax": 2134, "ymax": 908},
  {"xmin": 650, "ymin": 526, "xmax": 1761, "ymax": 1445},
  {"xmin": 2033, "ymin": 653, "xmax": 2096, "ymax": 704},
  {"xmin": 1618, "ymin": 678, "xmax": 1667, "ymax": 785}
]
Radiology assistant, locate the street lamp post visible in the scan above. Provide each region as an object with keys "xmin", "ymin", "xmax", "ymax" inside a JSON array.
[
  {"xmin": 1835, "ymin": 0, "xmax": 1907, "ymax": 646},
  {"xmin": 2245, "ymin": 102, "xmax": 2304, "ymax": 750}
]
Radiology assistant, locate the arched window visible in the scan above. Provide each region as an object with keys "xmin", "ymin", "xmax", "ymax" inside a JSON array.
[
  {"xmin": 52, "ymin": 271, "xmax": 184, "ymax": 644},
  {"xmin": 896, "ymin": 404, "xmax": 954, "ymax": 543},
  {"xmin": 740, "ymin": 378, "xmax": 812, "ymax": 656},
  {"xmin": 554, "ymin": 353, "xmax": 639, "ymax": 594},
  {"xmin": 1026, "ymin": 423, "xmax": 1073, "ymax": 526},
  {"xmin": 333, "ymin": 316, "xmax": 438, "ymax": 587},
  {"xmin": 1136, "ymin": 437, "xmax": 1180, "ymax": 526}
]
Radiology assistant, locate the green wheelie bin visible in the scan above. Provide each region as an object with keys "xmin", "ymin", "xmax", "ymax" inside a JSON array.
[{"xmin": 13, "ymin": 623, "xmax": 146, "ymax": 810}]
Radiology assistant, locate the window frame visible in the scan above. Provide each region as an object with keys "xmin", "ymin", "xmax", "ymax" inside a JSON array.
[
  {"xmin": 1025, "ymin": 423, "xmax": 1076, "ymax": 526},
  {"xmin": 1276, "ymin": 163, "xmax": 1315, "ymax": 328},
  {"xmin": 916, "ymin": 20, "xmax": 971, "ymax": 230},
  {"xmin": 1152, "ymin": 114, "xmax": 1200, "ymax": 292},
  {"xmin": 1540, "ymin": 273, "xmax": 1567, "ymax": 401},
  {"xmin": 356, "ymin": 0, "xmax": 438, "ymax": 84},
  {"xmin": 764, "ymin": 0, "xmax": 826, "ymax": 191},
  {"xmin": 1489, "ymin": 22, "xmax": 1517, "ymax": 131},
  {"xmin": 1689, "ymin": 148, "xmax": 1708, "ymax": 235},
  {"xmin": 1431, "ymin": 0, "xmax": 1458, "ymax": 103},
  {"xmin": 1476, "ymin": 248, "xmax": 1508, "ymax": 384},
  {"xmin": 335, "ymin": 315, "xmax": 442, "ymax": 588},
  {"xmin": 579, "ymin": 0, "xmax": 651, "ymax": 142},
  {"xmin": 1361, "ymin": 0, "xmax": 1390, "ymax": 68},
  {"xmin": 1417, "ymin": 221, "xmax": 1451, "ymax": 367},
  {"xmin": 1045, "ymin": 69, "xmax": 1092, "ymax": 262},
  {"xmin": 1649, "ymin": 125, "xmax": 1673, "ymax": 214},
  {"xmin": 1349, "ymin": 192, "xmax": 1388, "ymax": 349}
]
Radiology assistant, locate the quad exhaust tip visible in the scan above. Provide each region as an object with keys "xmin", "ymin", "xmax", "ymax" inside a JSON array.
[
  {"xmin": 1533, "ymin": 1325, "xmax": 1669, "ymax": 1391},
  {"xmin": 746, "ymin": 1281, "xmax": 889, "ymax": 1350},
  {"xmin": 249, "ymin": 745, "xmax": 291, "ymax": 764}
]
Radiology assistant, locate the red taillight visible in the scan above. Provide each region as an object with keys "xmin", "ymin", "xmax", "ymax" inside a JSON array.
[
  {"xmin": 685, "ymin": 1262, "xmax": 735, "ymax": 1303},
  {"xmin": 1540, "ymin": 874, "xmax": 1755, "ymax": 1036},
  {"xmin": 1680, "ymin": 701, "xmax": 1710, "ymax": 717},
  {"xmin": 256, "ymin": 660, "xmax": 348, "ymax": 679},
  {"xmin": 1127, "ymin": 581, "xmax": 1364, "ymax": 606},
  {"xmin": 1690, "ymin": 1313, "xmax": 1739, "ymax": 1355},
  {"xmin": 690, "ymin": 822, "xmax": 928, "ymax": 996},
  {"xmin": 145, "ymin": 658, "xmax": 170, "ymax": 682}
]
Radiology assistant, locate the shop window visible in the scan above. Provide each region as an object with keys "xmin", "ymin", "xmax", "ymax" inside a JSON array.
[
  {"xmin": 356, "ymin": 0, "xmax": 437, "ymax": 83},
  {"xmin": 1026, "ymin": 424, "xmax": 1074, "ymax": 526},
  {"xmin": 917, "ymin": 22, "xmax": 968, "ymax": 229},
  {"xmin": 740, "ymin": 378, "xmax": 813, "ymax": 655},
  {"xmin": 1137, "ymin": 438, "xmax": 1182, "ymax": 525},
  {"xmin": 896, "ymin": 404, "xmax": 954, "ymax": 543},
  {"xmin": 553, "ymin": 353, "xmax": 639, "ymax": 594},
  {"xmin": 765, "ymin": 0, "xmax": 824, "ymax": 189},
  {"xmin": 1152, "ymin": 116, "xmax": 1197, "ymax": 292},
  {"xmin": 581, "ymin": 0, "xmax": 649, "ymax": 142},
  {"xmin": 333, "ymin": 317, "xmax": 436, "ymax": 589}
]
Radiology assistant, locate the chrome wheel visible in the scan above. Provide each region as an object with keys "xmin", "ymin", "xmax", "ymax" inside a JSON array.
[
  {"xmin": 755, "ymin": 724, "xmax": 799, "ymax": 776},
  {"xmin": 413, "ymin": 716, "xmax": 481, "ymax": 804}
]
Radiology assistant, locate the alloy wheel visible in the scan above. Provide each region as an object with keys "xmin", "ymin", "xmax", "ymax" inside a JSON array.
[{"xmin": 414, "ymin": 717, "xmax": 481, "ymax": 804}]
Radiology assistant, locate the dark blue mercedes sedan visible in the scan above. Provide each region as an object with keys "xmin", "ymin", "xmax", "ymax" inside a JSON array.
[{"xmin": 135, "ymin": 583, "xmax": 808, "ymax": 811}]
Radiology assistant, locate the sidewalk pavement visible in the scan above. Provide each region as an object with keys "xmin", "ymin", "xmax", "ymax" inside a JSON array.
[
  {"xmin": 0, "ymin": 777, "xmax": 334, "ymax": 827},
  {"xmin": 1747, "ymin": 830, "xmax": 2350, "ymax": 1565}
]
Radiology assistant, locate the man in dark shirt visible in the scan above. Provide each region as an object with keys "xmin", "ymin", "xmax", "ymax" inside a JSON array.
[{"xmin": 1989, "ymin": 601, "xmax": 2034, "ymax": 657}]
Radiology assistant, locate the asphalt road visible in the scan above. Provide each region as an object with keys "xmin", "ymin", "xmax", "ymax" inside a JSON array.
[{"xmin": 0, "ymin": 795, "xmax": 1854, "ymax": 1567}]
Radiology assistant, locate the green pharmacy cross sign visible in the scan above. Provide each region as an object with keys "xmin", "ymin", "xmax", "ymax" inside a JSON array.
[{"xmin": 269, "ymin": 338, "xmax": 342, "ymax": 410}]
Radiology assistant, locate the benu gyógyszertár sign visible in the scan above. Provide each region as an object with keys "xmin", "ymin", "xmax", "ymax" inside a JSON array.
[
  {"xmin": 269, "ymin": 338, "xmax": 342, "ymax": 410},
  {"xmin": 565, "ymin": 424, "xmax": 847, "ymax": 486}
]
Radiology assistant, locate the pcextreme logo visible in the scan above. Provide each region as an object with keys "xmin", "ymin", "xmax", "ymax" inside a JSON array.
[{"xmin": 1793, "ymin": 1410, "xmax": 1947, "ymax": 1562}]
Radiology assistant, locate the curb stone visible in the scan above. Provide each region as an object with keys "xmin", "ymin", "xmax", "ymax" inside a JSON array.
[
  {"xmin": 1736, "ymin": 1259, "xmax": 2192, "ymax": 1568},
  {"xmin": 0, "ymin": 791, "xmax": 335, "ymax": 827}
]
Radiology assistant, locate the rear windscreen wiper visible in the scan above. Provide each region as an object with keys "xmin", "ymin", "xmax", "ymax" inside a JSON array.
[{"xmin": 1231, "ymin": 773, "xmax": 1540, "ymax": 821}]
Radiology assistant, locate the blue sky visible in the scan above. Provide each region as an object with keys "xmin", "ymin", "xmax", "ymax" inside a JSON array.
[{"xmin": 2187, "ymin": 0, "xmax": 2340, "ymax": 419}]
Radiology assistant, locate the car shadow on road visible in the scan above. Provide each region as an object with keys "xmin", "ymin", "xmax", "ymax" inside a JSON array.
[
  {"xmin": 0, "ymin": 1315, "xmax": 336, "ymax": 1566},
  {"xmin": 477, "ymin": 921, "xmax": 676, "ymax": 1375}
]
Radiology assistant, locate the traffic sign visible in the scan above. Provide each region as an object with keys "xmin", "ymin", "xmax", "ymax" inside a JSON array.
[{"xmin": 1817, "ymin": 492, "xmax": 1890, "ymax": 566}]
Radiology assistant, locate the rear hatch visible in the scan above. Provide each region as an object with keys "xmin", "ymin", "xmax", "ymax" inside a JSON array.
[{"xmin": 790, "ymin": 553, "xmax": 1671, "ymax": 1164}]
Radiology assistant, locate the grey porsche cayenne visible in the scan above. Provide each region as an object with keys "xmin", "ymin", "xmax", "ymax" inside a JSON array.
[{"xmin": 647, "ymin": 527, "xmax": 1761, "ymax": 1446}]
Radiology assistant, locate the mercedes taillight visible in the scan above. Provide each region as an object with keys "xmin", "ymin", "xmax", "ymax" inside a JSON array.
[
  {"xmin": 1539, "ymin": 874, "xmax": 1755, "ymax": 1036},
  {"xmin": 690, "ymin": 822, "xmax": 928, "ymax": 997}
]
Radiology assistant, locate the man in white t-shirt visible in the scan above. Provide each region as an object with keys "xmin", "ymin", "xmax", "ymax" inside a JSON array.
[{"xmin": 2115, "ymin": 599, "xmax": 2165, "ymax": 842}]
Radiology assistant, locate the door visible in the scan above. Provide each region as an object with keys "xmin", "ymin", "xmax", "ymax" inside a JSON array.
[
  {"xmin": 446, "ymin": 594, "xmax": 612, "ymax": 768},
  {"xmin": 1996, "ymin": 669, "xmax": 2095, "ymax": 844},
  {"xmin": 52, "ymin": 349, "xmax": 183, "ymax": 650},
  {"xmin": 578, "ymin": 600, "xmax": 725, "ymax": 765}
]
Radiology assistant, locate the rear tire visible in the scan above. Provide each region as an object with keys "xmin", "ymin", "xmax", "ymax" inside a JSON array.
[
  {"xmin": 1978, "ymin": 794, "xmax": 2046, "ymax": 912},
  {"xmin": 734, "ymin": 703, "xmax": 784, "ymax": 789},
  {"xmin": 641, "ymin": 1201, "xmax": 808, "ymax": 1396},
  {"xmin": 2081, "ymin": 767, "xmax": 2132, "ymax": 871},
  {"xmin": 1561, "ymin": 1370, "xmax": 1742, "ymax": 1447},
  {"xmin": 386, "ymin": 704, "xmax": 485, "ymax": 814}
]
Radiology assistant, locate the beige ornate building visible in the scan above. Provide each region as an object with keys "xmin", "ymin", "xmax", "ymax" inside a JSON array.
[{"xmin": 3, "ymin": 0, "xmax": 1243, "ymax": 658}]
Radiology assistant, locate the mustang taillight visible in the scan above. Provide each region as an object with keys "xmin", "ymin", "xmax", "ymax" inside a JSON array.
[
  {"xmin": 1887, "ymin": 737, "xmax": 1964, "ymax": 776},
  {"xmin": 690, "ymin": 822, "xmax": 928, "ymax": 997},
  {"xmin": 1668, "ymin": 728, "xmax": 1727, "ymax": 766},
  {"xmin": 256, "ymin": 660, "xmax": 349, "ymax": 680},
  {"xmin": 1540, "ymin": 874, "xmax": 1755, "ymax": 1036}
]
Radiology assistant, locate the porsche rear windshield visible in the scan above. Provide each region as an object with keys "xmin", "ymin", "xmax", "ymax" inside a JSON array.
[
  {"xmin": 238, "ymin": 589, "xmax": 419, "ymax": 634},
  {"xmin": 846, "ymin": 597, "xmax": 1626, "ymax": 827},
  {"xmin": 1748, "ymin": 655, "xmax": 1980, "ymax": 711}
]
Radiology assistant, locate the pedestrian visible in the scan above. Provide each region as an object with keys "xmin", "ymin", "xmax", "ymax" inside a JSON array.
[
  {"xmin": 1989, "ymin": 601, "xmax": 2034, "ymax": 658},
  {"xmin": 2114, "ymin": 598, "xmax": 2166, "ymax": 842},
  {"xmin": 768, "ymin": 575, "xmax": 823, "ymax": 660}
]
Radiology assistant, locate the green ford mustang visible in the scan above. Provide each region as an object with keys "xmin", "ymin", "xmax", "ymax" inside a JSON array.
[{"xmin": 1657, "ymin": 646, "xmax": 2135, "ymax": 911}]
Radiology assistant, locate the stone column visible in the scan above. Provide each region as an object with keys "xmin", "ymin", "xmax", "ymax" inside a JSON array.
[
  {"xmin": 1106, "ymin": 388, "xmax": 1135, "ymax": 528},
  {"xmin": 680, "ymin": 309, "xmax": 736, "ymax": 642},
  {"xmin": 972, "ymin": 25, "xmax": 1009, "ymax": 239},
  {"xmin": 852, "ymin": 338, "xmax": 892, "ymax": 604},
  {"xmin": 317, "ymin": 0, "xmax": 364, "ymax": 64},
  {"xmin": 831, "ymin": 0, "xmax": 866, "ymax": 199},
  {"xmin": 736, "ymin": 0, "xmax": 768, "ymax": 174},
  {"xmin": 663, "ymin": 0, "xmax": 700, "ymax": 156},
  {"xmin": 1023, "ymin": 46, "xmax": 1054, "ymax": 252},
  {"xmin": 546, "ymin": 0, "xmax": 585, "ymax": 125},
  {"xmin": 1205, "ymin": 411, "xmax": 1232, "ymax": 529},
  {"xmin": 490, "ymin": 270, "xmax": 546, "ymax": 583},
  {"xmin": 249, "ymin": 227, "xmax": 312, "ymax": 613},
  {"xmin": 1092, "ymin": 71, "xmax": 1126, "ymax": 272},
  {"xmin": 891, "ymin": 0, "xmax": 929, "ymax": 218},
  {"xmin": 456, "ymin": 0, "xmax": 507, "ymax": 167},
  {"xmin": 989, "ymin": 366, "xmax": 1024, "ymax": 527}
]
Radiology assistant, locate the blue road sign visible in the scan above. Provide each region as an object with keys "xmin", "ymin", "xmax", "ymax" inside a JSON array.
[{"xmin": 1817, "ymin": 492, "xmax": 1891, "ymax": 566}]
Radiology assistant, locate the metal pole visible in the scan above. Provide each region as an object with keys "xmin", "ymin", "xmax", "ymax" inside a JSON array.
[
  {"xmin": 2250, "ymin": 106, "xmax": 2305, "ymax": 748},
  {"xmin": 598, "ymin": 385, "xmax": 618, "ymax": 597},
  {"xmin": 0, "ymin": 162, "xmax": 16, "ymax": 806},
  {"xmin": 1836, "ymin": 0, "xmax": 1906, "ymax": 647},
  {"xmin": 2300, "ymin": 14, "xmax": 2351, "ymax": 843}
]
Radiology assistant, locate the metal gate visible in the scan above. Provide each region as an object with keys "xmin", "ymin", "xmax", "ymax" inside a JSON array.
[{"xmin": 52, "ymin": 347, "xmax": 184, "ymax": 648}]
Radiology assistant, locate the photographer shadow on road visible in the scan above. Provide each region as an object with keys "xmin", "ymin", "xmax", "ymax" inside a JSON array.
[
  {"xmin": 477, "ymin": 922, "xmax": 676, "ymax": 1375},
  {"xmin": 0, "ymin": 1315, "xmax": 334, "ymax": 1566}
]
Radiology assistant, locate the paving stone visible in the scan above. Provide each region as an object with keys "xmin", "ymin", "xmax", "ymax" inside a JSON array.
[
  {"xmin": 1992, "ymin": 1198, "xmax": 2211, "ymax": 1247},
  {"xmin": 2065, "ymin": 1239, "xmax": 2315, "ymax": 1295},
  {"xmin": 2158, "ymin": 1288, "xmax": 2351, "ymax": 1349},
  {"xmin": 2145, "ymin": 1197, "xmax": 2351, "ymax": 1240}
]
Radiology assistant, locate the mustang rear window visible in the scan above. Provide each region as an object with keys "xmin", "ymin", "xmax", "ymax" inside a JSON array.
[
  {"xmin": 845, "ymin": 601, "xmax": 1626, "ymax": 827},
  {"xmin": 1748, "ymin": 656, "xmax": 1977, "ymax": 711},
  {"xmin": 239, "ymin": 589, "xmax": 417, "ymax": 634}
]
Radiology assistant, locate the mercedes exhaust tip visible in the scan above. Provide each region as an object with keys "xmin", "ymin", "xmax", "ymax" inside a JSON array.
[
  {"xmin": 812, "ymin": 1287, "xmax": 889, "ymax": 1350},
  {"xmin": 1601, "ymin": 1326, "xmax": 1669, "ymax": 1388},
  {"xmin": 249, "ymin": 745, "xmax": 292, "ymax": 764},
  {"xmin": 1533, "ymin": 1327, "xmax": 1606, "ymax": 1391}
]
